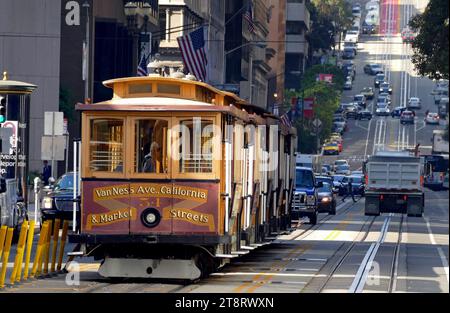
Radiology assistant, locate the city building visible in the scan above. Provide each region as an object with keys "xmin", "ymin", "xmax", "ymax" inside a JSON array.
[
  {"xmin": 285, "ymin": 0, "xmax": 311, "ymax": 90},
  {"xmin": 0, "ymin": 0, "xmax": 61, "ymax": 173},
  {"xmin": 224, "ymin": 0, "xmax": 271, "ymax": 110},
  {"xmin": 157, "ymin": 0, "xmax": 225, "ymax": 85}
]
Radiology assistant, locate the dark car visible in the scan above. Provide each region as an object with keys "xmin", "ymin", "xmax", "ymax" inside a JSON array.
[
  {"xmin": 340, "ymin": 175, "xmax": 365, "ymax": 196},
  {"xmin": 364, "ymin": 64, "xmax": 383, "ymax": 75},
  {"xmin": 316, "ymin": 181, "xmax": 337, "ymax": 215},
  {"xmin": 342, "ymin": 48, "xmax": 356, "ymax": 60},
  {"xmin": 344, "ymin": 42, "xmax": 358, "ymax": 55},
  {"xmin": 400, "ymin": 110, "xmax": 415, "ymax": 124},
  {"xmin": 362, "ymin": 22, "xmax": 376, "ymax": 34},
  {"xmin": 345, "ymin": 107, "xmax": 359, "ymax": 119},
  {"xmin": 374, "ymin": 73, "xmax": 385, "ymax": 88},
  {"xmin": 391, "ymin": 106, "xmax": 407, "ymax": 118},
  {"xmin": 379, "ymin": 82, "xmax": 393, "ymax": 94},
  {"xmin": 357, "ymin": 110, "xmax": 373, "ymax": 120},
  {"xmin": 40, "ymin": 172, "xmax": 80, "ymax": 226}
]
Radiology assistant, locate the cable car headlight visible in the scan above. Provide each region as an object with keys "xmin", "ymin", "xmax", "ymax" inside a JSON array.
[
  {"xmin": 141, "ymin": 208, "xmax": 161, "ymax": 228},
  {"xmin": 42, "ymin": 196, "xmax": 53, "ymax": 209}
]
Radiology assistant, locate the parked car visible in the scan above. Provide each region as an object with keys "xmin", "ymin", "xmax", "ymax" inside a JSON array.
[
  {"xmin": 40, "ymin": 172, "xmax": 80, "ymax": 226},
  {"xmin": 425, "ymin": 112, "xmax": 440, "ymax": 124},
  {"xmin": 291, "ymin": 167, "xmax": 323, "ymax": 224},
  {"xmin": 353, "ymin": 94, "xmax": 367, "ymax": 108},
  {"xmin": 374, "ymin": 73, "xmax": 385, "ymax": 88},
  {"xmin": 345, "ymin": 30, "xmax": 359, "ymax": 43},
  {"xmin": 379, "ymin": 82, "xmax": 393, "ymax": 94},
  {"xmin": 357, "ymin": 110, "xmax": 373, "ymax": 120},
  {"xmin": 360, "ymin": 87, "xmax": 375, "ymax": 99},
  {"xmin": 391, "ymin": 106, "xmax": 407, "ymax": 118},
  {"xmin": 362, "ymin": 22, "xmax": 376, "ymax": 34},
  {"xmin": 376, "ymin": 103, "xmax": 391, "ymax": 116},
  {"xmin": 344, "ymin": 77, "xmax": 353, "ymax": 90},
  {"xmin": 364, "ymin": 64, "xmax": 383, "ymax": 75},
  {"xmin": 407, "ymin": 97, "xmax": 421, "ymax": 110},
  {"xmin": 400, "ymin": 110, "xmax": 415, "ymax": 124}
]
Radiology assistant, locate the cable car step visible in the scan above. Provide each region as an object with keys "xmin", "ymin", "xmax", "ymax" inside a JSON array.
[
  {"xmin": 214, "ymin": 254, "xmax": 239, "ymax": 258},
  {"xmin": 231, "ymin": 250, "xmax": 250, "ymax": 255},
  {"xmin": 240, "ymin": 246, "xmax": 256, "ymax": 250},
  {"xmin": 67, "ymin": 251, "xmax": 84, "ymax": 256}
]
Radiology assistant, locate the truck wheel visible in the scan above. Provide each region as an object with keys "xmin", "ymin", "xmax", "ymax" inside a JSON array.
[
  {"xmin": 329, "ymin": 208, "xmax": 336, "ymax": 215},
  {"xmin": 310, "ymin": 212, "xmax": 318, "ymax": 225},
  {"xmin": 365, "ymin": 212, "xmax": 380, "ymax": 216}
]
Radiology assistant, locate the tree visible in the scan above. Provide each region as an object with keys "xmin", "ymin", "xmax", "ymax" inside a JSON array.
[
  {"xmin": 307, "ymin": 3, "xmax": 336, "ymax": 53},
  {"xmin": 409, "ymin": 0, "xmax": 449, "ymax": 80},
  {"xmin": 59, "ymin": 87, "xmax": 75, "ymax": 123}
]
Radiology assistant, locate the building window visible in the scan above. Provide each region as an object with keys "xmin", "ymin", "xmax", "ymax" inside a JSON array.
[
  {"xmin": 286, "ymin": 21, "xmax": 304, "ymax": 35},
  {"xmin": 159, "ymin": 10, "xmax": 167, "ymax": 40},
  {"xmin": 134, "ymin": 119, "xmax": 169, "ymax": 174},
  {"xmin": 89, "ymin": 119, "xmax": 124, "ymax": 173},
  {"xmin": 287, "ymin": 0, "xmax": 303, "ymax": 3}
]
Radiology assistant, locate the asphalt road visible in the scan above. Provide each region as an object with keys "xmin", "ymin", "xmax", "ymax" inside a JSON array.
[{"xmin": 0, "ymin": 0, "xmax": 447, "ymax": 294}]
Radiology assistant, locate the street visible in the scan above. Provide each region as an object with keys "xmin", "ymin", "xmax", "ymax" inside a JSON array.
[{"xmin": 0, "ymin": 0, "xmax": 448, "ymax": 295}]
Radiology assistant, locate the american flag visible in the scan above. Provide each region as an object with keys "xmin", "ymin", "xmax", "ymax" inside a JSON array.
[
  {"xmin": 280, "ymin": 112, "xmax": 292, "ymax": 129},
  {"xmin": 137, "ymin": 54, "xmax": 148, "ymax": 77},
  {"xmin": 177, "ymin": 27, "xmax": 208, "ymax": 82},
  {"xmin": 243, "ymin": 1, "xmax": 255, "ymax": 33}
]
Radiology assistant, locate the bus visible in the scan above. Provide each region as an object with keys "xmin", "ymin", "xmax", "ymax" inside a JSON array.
[
  {"xmin": 422, "ymin": 154, "xmax": 449, "ymax": 190},
  {"xmin": 68, "ymin": 71, "xmax": 297, "ymax": 280}
]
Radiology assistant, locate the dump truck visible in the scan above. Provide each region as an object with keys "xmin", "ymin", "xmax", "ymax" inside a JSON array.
[{"xmin": 363, "ymin": 151, "xmax": 424, "ymax": 217}]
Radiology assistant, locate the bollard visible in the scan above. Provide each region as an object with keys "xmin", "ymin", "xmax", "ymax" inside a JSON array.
[
  {"xmin": 43, "ymin": 220, "xmax": 53, "ymax": 275},
  {"xmin": 31, "ymin": 221, "xmax": 49, "ymax": 277},
  {"xmin": 50, "ymin": 219, "xmax": 61, "ymax": 272},
  {"xmin": 10, "ymin": 221, "xmax": 29, "ymax": 284},
  {"xmin": 0, "ymin": 228, "xmax": 14, "ymax": 288},
  {"xmin": 22, "ymin": 220, "xmax": 36, "ymax": 281},
  {"xmin": 0, "ymin": 225, "xmax": 7, "ymax": 260},
  {"xmin": 57, "ymin": 220, "xmax": 69, "ymax": 271}
]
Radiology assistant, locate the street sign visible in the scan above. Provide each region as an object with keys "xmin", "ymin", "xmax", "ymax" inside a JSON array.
[
  {"xmin": 41, "ymin": 135, "xmax": 66, "ymax": 161},
  {"xmin": 311, "ymin": 118, "xmax": 322, "ymax": 135},
  {"xmin": 44, "ymin": 112, "xmax": 64, "ymax": 136}
]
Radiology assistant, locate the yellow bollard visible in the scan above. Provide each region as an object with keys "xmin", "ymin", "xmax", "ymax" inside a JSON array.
[
  {"xmin": 10, "ymin": 221, "xmax": 29, "ymax": 284},
  {"xmin": 50, "ymin": 219, "xmax": 61, "ymax": 272},
  {"xmin": 22, "ymin": 220, "xmax": 35, "ymax": 281},
  {"xmin": 0, "ymin": 228, "xmax": 14, "ymax": 288},
  {"xmin": 43, "ymin": 220, "xmax": 53, "ymax": 275},
  {"xmin": 57, "ymin": 220, "xmax": 69, "ymax": 271},
  {"xmin": 31, "ymin": 221, "xmax": 49, "ymax": 277},
  {"xmin": 0, "ymin": 225, "xmax": 7, "ymax": 260}
]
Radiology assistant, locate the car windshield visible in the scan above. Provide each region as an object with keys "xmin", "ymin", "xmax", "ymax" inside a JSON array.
[
  {"xmin": 381, "ymin": 83, "xmax": 389, "ymax": 88},
  {"xmin": 54, "ymin": 174, "xmax": 77, "ymax": 191},
  {"xmin": 362, "ymin": 88, "xmax": 372, "ymax": 92},
  {"xmin": 378, "ymin": 98, "xmax": 388, "ymax": 103},
  {"xmin": 337, "ymin": 165, "xmax": 350, "ymax": 171},
  {"xmin": 342, "ymin": 176, "xmax": 362, "ymax": 183},
  {"xmin": 333, "ymin": 175, "xmax": 345, "ymax": 182},
  {"xmin": 376, "ymin": 74, "xmax": 385, "ymax": 80},
  {"xmin": 318, "ymin": 182, "xmax": 332, "ymax": 193},
  {"xmin": 354, "ymin": 96, "xmax": 363, "ymax": 100},
  {"xmin": 403, "ymin": 112, "xmax": 413, "ymax": 116},
  {"xmin": 296, "ymin": 169, "xmax": 314, "ymax": 188},
  {"xmin": 377, "ymin": 103, "xmax": 387, "ymax": 108}
]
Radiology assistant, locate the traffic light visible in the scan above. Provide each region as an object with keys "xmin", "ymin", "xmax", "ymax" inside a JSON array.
[{"xmin": 0, "ymin": 96, "xmax": 5, "ymax": 123}]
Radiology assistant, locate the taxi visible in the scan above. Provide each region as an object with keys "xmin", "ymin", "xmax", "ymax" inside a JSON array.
[{"xmin": 323, "ymin": 142, "xmax": 340, "ymax": 155}]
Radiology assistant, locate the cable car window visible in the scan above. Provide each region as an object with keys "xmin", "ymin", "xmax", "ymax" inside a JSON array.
[
  {"xmin": 179, "ymin": 118, "xmax": 214, "ymax": 173},
  {"xmin": 129, "ymin": 83, "xmax": 152, "ymax": 94},
  {"xmin": 157, "ymin": 84, "xmax": 181, "ymax": 95},
  {"xmin": 134, "ymin": 119, "xmax": 169, "ymax": 174},
  {"xmin": 89, "ymin": 119, "xmax": 124, "ymax": 173}
]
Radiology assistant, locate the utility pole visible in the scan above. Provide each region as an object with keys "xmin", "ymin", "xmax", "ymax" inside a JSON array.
[{"xmin": 83, "ymin": 1, "xmax": 90, "ymax": 102}]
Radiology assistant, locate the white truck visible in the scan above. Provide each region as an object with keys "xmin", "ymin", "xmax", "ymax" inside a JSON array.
[
  {"xmin": 363, "ymin": 151, "xmax": 424, "ymax": 217},
  {"xmin": 432, "ymin": 129, "xmax": 449, "ymax": 154},
  {"xmin": 296, "ymin": 154, "xmax": 322, "ymax": 173}
]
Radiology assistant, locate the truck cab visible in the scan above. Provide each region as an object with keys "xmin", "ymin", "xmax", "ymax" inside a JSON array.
[{"xmin": 291, "ymin": 167, "xmax": 323, "ymax": 224}]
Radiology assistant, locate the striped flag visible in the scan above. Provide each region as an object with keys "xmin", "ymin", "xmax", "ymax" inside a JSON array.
[
  {"xmin": 137, "ymin": 54, "xmax": 148, "ymax": 77},
  {"xmin": 177, "ymin": 27, "xmax": 208, "ymax": 82},
  {"xmin": 280, "ymin": 112, "xmax": 292, "ymax": 129},
  {"xmin": 243, "ymin": 1, "xmax": 256, "ymax": 33}
]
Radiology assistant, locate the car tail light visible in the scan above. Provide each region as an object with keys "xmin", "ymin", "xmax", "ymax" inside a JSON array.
[
  {"xmin": 380, "ymin": 195, "xmax": 384, "ymax": 201},
  {"xmin": 403, "ymin": 195, "xmax": 408, "ymax": 201}
]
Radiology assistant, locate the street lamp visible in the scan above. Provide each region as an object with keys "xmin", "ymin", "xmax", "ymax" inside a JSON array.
[{"xmin": 124, "ymin": 1, "xmax": 154, "ymax": 74}]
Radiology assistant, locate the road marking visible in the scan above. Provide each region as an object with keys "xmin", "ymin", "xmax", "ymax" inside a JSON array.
[
  {"xmin": 348, "ymin": 216, "xmax": 392, "ymax": 293},
  {"xmin": 364, "ymin": 118, "xmax": 373, "ymax": 158},
  {"xmin": 424, "ymin": 217, "xmax": 449, "ymax": 284}
]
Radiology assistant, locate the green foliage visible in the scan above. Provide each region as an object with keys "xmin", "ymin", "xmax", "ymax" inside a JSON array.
[
  {"xmin": 307, "ymin": 3, "xmax": 336, "ymax": 52},
  {"xmin": 59, "ymin": 87, "xmax": 75, "ymax": 123},
  {"xmin": 284, "ymin": 64, "xmax": 343, "ymax": 153},
  {"xmin": 409, "ymin": 0, "xmax": 449, "ymax": 80}
]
